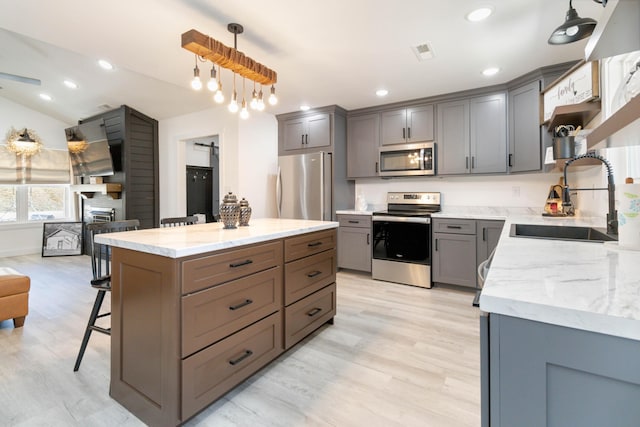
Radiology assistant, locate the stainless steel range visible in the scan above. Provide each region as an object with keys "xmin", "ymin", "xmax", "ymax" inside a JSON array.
[{"xmin": 371, "ymin": 192, "xmax": 441, "ymax": 288}]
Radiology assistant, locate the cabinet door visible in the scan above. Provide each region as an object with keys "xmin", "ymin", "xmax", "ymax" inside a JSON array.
[
  {"xmin": 432, "ymin": 232, "xmax": 477, "ymax": 287},
  {"xmin": 407, "ymin": 104, "xmax": 434, "ymax": 143},
  {"xmin": 306, "ymin": 113, "xmax": 331, "ymax": 148},
  {"xmin": 380, "ymin": 109, "xmax": 408, "ymax": 145},
  {"xmin": 337, "ymin": 226, "xmax": 371, "ymax": 272},
  {"xmin": 347, "ymin": 113, "xmax": 380, "ymax": 178},
  {"xmin": 437, "ymin": 99, "xmax": 470, "ymax": 175},
  {"xmin": 283, "ymin": 117, "xmax": 306, "ymax": 151},
  {"xmin": 509, "ymin": 80, "xmax": 542, "ymax": 172},
  {"xmin": 476, "ymin": 220, "xmax": 504, "ymax": 267},
  {"xmin": 470, "ymin": 93, "xmax": 507, "ymax": 174}
]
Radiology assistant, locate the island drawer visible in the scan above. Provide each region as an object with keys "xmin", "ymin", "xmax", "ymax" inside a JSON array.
[
  {"xmin": 284, "ymin": 229, "xmax": 336, "ymax": 262},
  {"xmin": 181, "ymin": 266, "xmax": 282, "ymax": 357},
  {"xmin": 182, "ymin": 311, "xmax": 283, "ymax": 420},
  {"xmin": 338, "ymin": 215, "xmax": 371, "ymax": 228},
  {"xmin": 284, "ymin": 248, "xmax": 336, "ymax": 305},
  {"xmin": 182, "ymin": 241, "xmax": 283, "ymax": 294},
  {"xmin": 433, "ymin": 218, "xmax": 476, "ymax": 235},
  {"xmin": 284, "ymin": 283, "xmax": 336, "ymax": 349}
]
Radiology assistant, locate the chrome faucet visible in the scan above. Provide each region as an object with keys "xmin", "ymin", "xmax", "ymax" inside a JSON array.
[{"xmin": 562, "ymin": 152, "xmax": 618, "ymax": 236}]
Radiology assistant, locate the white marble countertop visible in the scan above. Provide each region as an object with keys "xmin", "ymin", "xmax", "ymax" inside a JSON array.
[
  {"xmin": 335, "ymin": 210, "xmax": 373, "ymax": 216},
  {"xmin": 94, "ymin": 218, "xmax": 338, "ymax": 259},
  {"xmin": 479, "ymin": 214, "xmax": 640, "ymax": 341},
  {"xmin": 431, "ymin": 206, "xmax": 540, "ymax": 220}
]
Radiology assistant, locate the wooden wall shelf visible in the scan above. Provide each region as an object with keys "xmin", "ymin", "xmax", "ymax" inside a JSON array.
[
  {"xmin": 545, "ymin": 101, "xmax": 601, "ymax": 132},
  {"xmin": 70, "ymin": 183, "xmax": 122, "ymax": 199},
  {"xmin": 586, "ymin": 95, "xmax": 640, "ymax": 149}
]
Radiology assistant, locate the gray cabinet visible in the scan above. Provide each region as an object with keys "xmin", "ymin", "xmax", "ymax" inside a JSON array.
[
  {"xmin": 282, "ymin": 113, "xmax": 330, "ymax": 152},
  {"xmin": 381, "ymin": 104, "xmax": 434, "ymax": 145},
  {"xmin": 437, "ymin": 93, "xmax": 507, "ymax": 175},
  {"xmin": 433, "ymin": 218, "xmax": 504, "ymax": 288},
  {"xmin": 476, "ymin": 220, "xmax": 504, "ymax": 268},
  {"xmin": 347, "ymin": 113, "xmax": 380, "ymax": 178},
  {"xmin": 432, "ymin": 219, "xmax": 477, "ymax": 288},
  {"xmin": 508, "ymin": 80, "xmax": 543, "ymax": 172},
  {"xmin": 337, "ymin": 214, "xmax": 371, "ymax": 272},
  {"xmin": 483, "ymin": 314, "xmax": 640, "ymax": 427}
]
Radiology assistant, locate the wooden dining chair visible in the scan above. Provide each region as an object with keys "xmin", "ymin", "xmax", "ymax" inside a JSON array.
[
  {"xmin": 73, "ymin": 219, "xmax": 140, "ymax": 372},
  {"xmin": 160, "ymin": 215, "xmax": 198, "ymax": 227}
]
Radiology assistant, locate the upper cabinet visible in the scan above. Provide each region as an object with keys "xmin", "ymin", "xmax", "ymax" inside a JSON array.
[
  {"xmin": 277, "ymin": 106, "xmax": 346, "ymax": 155},
  {"xmin": 508, "ymin": 80, "xmax": 543, "ymax": 173},
  {"xmin": 347, "ymin": 113, "xmax": 380, "ymax": 178},
  {"xmin": 380, "ymin": 104, "xmax": 434, "ymax": 145},
  {"xmin": 437, "ymin": 93, "xmax": 507, "ymax": 175}
]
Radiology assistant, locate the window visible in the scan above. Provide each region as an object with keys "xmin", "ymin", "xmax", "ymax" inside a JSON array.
[{"xmin": 0, "ymin": 185, "xmax": 71, "ymax": 223}]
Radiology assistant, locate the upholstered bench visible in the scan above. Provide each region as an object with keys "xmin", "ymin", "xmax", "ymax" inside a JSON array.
[{"xmin": 0, "ymin": 267, "xmax": 30, "ymax": 328}]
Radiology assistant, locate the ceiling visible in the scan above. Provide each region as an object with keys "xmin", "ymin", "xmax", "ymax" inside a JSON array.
[{"xmin": 0, "ymin": 0, "xmax": 606, "ymax": 124}]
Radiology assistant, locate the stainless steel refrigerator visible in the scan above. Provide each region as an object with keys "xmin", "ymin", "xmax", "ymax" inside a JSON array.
[{"xmin": 277, "ymin": 152, "xmax": 332, "ymax": 221}]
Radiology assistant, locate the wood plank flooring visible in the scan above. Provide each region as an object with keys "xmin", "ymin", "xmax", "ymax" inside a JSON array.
[{"xmin": 0, "ymin": 254, "xmax": 480, "ymax": 426}]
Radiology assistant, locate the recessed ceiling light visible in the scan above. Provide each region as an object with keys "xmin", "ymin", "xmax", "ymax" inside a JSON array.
[
  {"xmin": 300, "ymin": 105, "xmax": 310, "ymax": 111},
  {"xmin": 482, "ymin": 67, "xmax": 500, "ymax": 76},
  {"xmin": 376, "ymin": 89, "xmax": 389, "ymax": 97},
  {"xmin": 39, "ymin": 93, "xmax": 52, "ymax": 101},
  {"xmin": 466, "ymin": 6, "xmax": 494, "ymax": 22},
  {"xmin": 98, "ymin": 59, "xmax": 114, "ymax": 70},
  {"xmin": 63, "ymin": 80, "xmax": 78, "ymax": 89}
]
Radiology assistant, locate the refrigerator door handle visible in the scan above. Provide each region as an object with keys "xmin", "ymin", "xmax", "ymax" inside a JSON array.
[{"xmin": 276, "ymin": 166, "xmax": 282, "ymax": 218}]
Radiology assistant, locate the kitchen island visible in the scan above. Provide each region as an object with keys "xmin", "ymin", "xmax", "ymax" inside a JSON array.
[
  {"xmin": 477, "ymin": 213, "xmax": 640, "ymax": 427},
  {"xmin": 95, "ymin": 218, "xmax": 338, "ymax": 427}
]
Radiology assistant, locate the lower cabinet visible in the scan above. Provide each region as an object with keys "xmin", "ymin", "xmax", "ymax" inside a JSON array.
[
  {"xmin": 483, "ymin": 314, "xmax": 640, "ymax": 427},
  {"xmin": 432, "ymin": 218, "xmax": 504, "ymax": 288},
  {"xmin": 110, "ymin": 229, "xmax": 337, "ymax": 427},
  {"xmin": 337, "ymin": 214, "xmax": 371, "ymax": 272}
]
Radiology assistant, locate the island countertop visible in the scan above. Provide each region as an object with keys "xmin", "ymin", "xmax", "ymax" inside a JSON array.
[
  {"xmin": 479, "ymin": 214, "xmax": 640, "ymax": 341},
  {"xmin": 94, "ymin": 218, "xmax": 338, "ymax": 258}
]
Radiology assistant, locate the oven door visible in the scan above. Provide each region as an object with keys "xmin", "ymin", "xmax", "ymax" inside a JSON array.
[{"xmin": 371, "ymin": 215, "xmax": 432, "ymax": 288}]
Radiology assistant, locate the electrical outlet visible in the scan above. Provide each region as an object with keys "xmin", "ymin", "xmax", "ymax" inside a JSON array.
[{"xmin": 512, "ymin": 186, "xmax": 520, "ymax": 198}]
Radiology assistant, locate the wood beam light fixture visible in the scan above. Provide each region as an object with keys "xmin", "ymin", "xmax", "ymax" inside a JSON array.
[{"xmin": 182, "ymin": 24, "xmax": 278, "ymax": 118}]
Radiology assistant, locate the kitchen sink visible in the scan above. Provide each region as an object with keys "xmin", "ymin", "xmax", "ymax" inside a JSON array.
[{"xmin": 509, "ymin": 223, "xmax": 617, "ymax": 243}]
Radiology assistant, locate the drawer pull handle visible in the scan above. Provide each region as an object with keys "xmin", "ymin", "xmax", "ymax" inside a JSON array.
[
  {"xmin": 348, "ymin": 220, "xmax": 359, "ymax": 224},
  {"xmin": 307, "ymin": 270, "xmax": 322, "ymax": 278},
  {"xmin": 229, "ymin": 299, "xmax": 253, "ymax": 311},
  {"xmin": 307, "ymin": 241, "xmax": 322, "ymax": 247},
  {"xmin": 229, "ymin": 259, "xmax": 253, "ymax": 268},
  {"xmin": 307, "ymin": 307, "xmax": 322, "ymax": 317},
  {"xmin": 229, "ymin": 350, "xmax": 253, "ymax": 366},
  {"xmin": 447, "ymin": 225, "xmax": 462, "ymax": 229}
]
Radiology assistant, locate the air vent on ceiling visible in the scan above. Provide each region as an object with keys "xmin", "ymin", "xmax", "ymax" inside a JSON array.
[{"xmin": 412, "ymin": 42, "xmax": 435, "ymax": 61}]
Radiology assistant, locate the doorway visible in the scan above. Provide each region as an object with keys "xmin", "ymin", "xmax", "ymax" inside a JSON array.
[{"xmin": 185, "ymin": 136, "xmax": 219, "ymax": 222}]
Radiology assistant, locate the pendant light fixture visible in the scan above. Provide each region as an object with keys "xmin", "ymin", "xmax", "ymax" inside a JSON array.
[
  {"xmin": 5, "ymin": 127, "xmax": 43, "ymax": 157},
  {"xmin": 182, "ymin": 23, "xmax": 278, "ymax": 115},
  {"xmin": 548, "ymin": 0, "xmax": 597, "ymax": 45}
]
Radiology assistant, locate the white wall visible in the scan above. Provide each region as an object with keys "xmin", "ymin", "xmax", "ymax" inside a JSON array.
[
  {"xmin": 355, "ymin": 172, "xmax": 564, "ymax": 212},
  {"xmin": 159, "ymin": 106, "xmax": 278, "ymax": 220},
  {"xmin": 0, "ymin": 97, "xmax": 72, "ymax": 257}
]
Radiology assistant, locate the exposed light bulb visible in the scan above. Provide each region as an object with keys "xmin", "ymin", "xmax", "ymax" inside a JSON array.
[
  {"xmin": 250, "ymin": 89, "xmax": 258, "ymax": 110},
  {"xmin": 191, "ymin": 65, "xmax": 202, "ymax": 90},
  {"xmin": 268, "ymin": 85, "xmax": 278, "ymax": 106},
  {"xmin": 228, "ymin": 91, "xmax": 239, "ymax": 113},
  {"xmin": 240, "ymin": 99, "xmax": 249, "ymax": 119},
  {"xmin": 257, "ymin": 88, "xmax": 265, "ymax": 111},
  {"xmin": 207, "ymin": 66, "xmax": 218, "ymax": 91},
  {"xmin": 214, "ymin": 89, "xmax": 224, "ymax": 103}
]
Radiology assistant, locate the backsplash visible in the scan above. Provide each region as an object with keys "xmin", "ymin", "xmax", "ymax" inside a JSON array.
[{"xmin": 355, "ymin": 172, "xmax": 563, "ymax": 213}]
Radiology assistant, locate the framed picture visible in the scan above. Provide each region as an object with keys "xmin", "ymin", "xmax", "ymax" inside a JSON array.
[{"xmin": 42, "ymin": 222, "xmax": 83, "ymax": 257}]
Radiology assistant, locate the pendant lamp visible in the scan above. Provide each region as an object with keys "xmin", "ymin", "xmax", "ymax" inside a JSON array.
[{"xmin": 548, "ymin": 0, "xmax": 597, "ymax": 45}]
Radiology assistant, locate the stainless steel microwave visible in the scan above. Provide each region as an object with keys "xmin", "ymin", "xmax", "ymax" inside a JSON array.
[{"xmin": 378, "ymin": 142, "xmax": 436, "ymax": 176}]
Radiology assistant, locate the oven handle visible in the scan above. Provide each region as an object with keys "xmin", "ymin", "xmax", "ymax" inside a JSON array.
[{"xmin": 372, "ymin": 215, "xmax": 430, "ymax": 224}]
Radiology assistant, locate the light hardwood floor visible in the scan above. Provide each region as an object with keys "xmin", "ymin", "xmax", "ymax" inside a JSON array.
[{"xmin": 0, "ymin": 254, "xmax": 481, "ymax": 427}]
